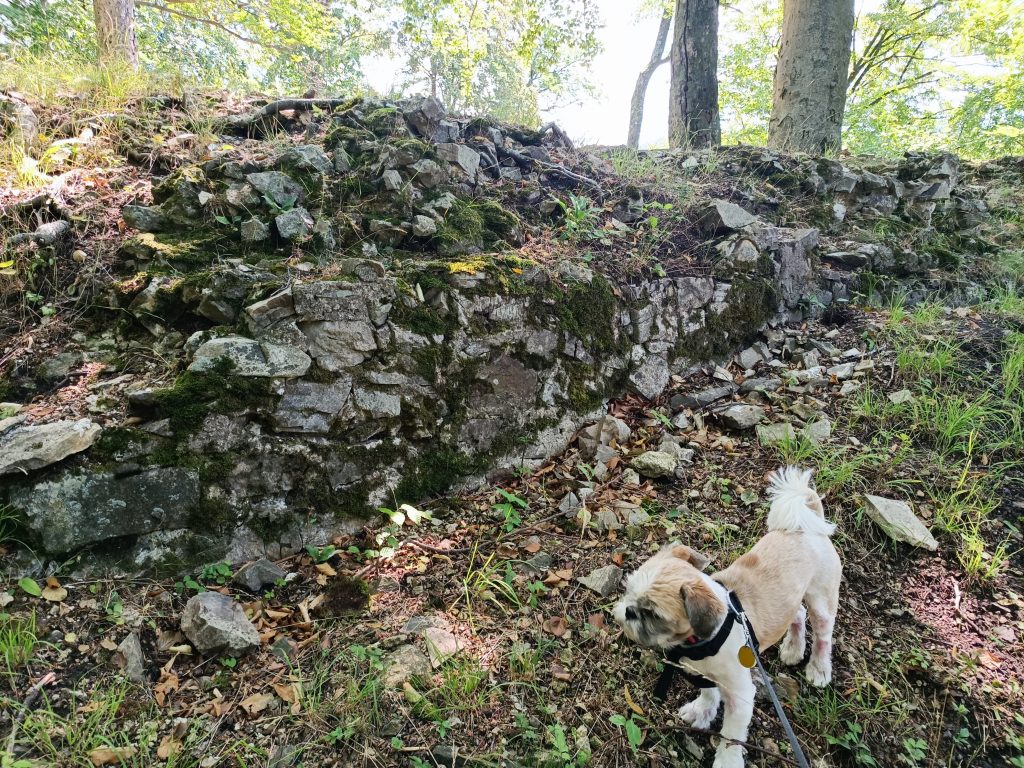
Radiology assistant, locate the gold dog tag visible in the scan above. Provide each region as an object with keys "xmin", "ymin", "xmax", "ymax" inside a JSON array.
[{"xmin": 738, "ymin": 645, "xmax": 756, "ymax": 669}]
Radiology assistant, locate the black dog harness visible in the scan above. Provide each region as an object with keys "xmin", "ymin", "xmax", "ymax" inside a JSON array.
[{"xmin": 653, "ymin": 590, "xmax": 759, "ymax": 699}]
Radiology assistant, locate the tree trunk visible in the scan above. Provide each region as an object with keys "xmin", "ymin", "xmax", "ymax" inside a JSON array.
[
  {"xmin": 627, "ymin": 8, "xmax": 673, "ymax": 149},
  {"xmin": 767, "ymin": 0, "xmax": 855, "ymax": 153},
  {"xmin": 668, "ymin": 0, "xmax": 720, "ymax": 149},
  {"xmin": 93, "ymin": 0, "xmax": 139, "ymax": 68}
]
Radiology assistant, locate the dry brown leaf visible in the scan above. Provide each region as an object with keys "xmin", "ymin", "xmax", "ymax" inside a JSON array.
[
  {"xmin": 100, "ymin": 638, "xmax": 118, "ymax": 652},
  {"xmin": 553, "ymin": 568, "xmax": 573, "ymax": 581},
  {"xmin": 272, "ymin": 681, "xmax": 298, "ymax": 704},
  {"xmin": 156, "ymin": 735, "xmax": 182, "ymax": 760},
  {"xmin": 611, "ymin": 552, "xmax": 625, "ymax": 567},
  {"xmin": 88, "ymin": 746, "xmax": 137, "ymax": 766},
  {"xmin": 543, "ymin": 616, "xmax": 569, "ymax": 637},
  {"xmin": 240, "ymin": 692, "xmax": 273, "ymax": 715},
  {"xmin": 315, "ymin": 562, "xmax": 337, "ymax": 577},
  {"xmin": 550, "ymin": 663, "xmax": 572, "ymax": 681},
  {"xmin": 154, "ymin": 671, "xmax": 180, "ymax": 707},
  {"xmin": 523, "ymin": 538, "xmax": 542, "ymax": 554},
  {"xmin": 587, "ymin": 613, "xmax": 606, "ymax": 629}
]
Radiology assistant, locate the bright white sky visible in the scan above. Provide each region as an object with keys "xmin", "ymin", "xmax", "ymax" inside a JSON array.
[{"xmin": 364, "ymin": 0, "xmax": 889, "ymax": 148}]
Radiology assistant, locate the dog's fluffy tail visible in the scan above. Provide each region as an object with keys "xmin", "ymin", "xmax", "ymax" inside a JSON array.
[{"xmin": 766, "ymin": 466, "xmax": 836, "ymax": 537}]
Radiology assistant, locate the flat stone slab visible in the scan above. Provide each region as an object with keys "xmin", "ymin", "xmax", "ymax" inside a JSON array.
[
  {"xmin": 577, "ymin": 565, "xmax": 623, "ymax": 597},
  {"xmin": 863, "ymin": 494, "xmax": 938, "ymax": 551},
  {"xmin": 189, "ymin": 336, "xmax": 310, "ymax": 378},
  {"xmin": 0, "ymin": 419, "xmax": 100, "ymax": 475},
  {"xmin": 756, "ymin": 422, "xmax": 797, "ymax": 445},
  {"xmin": 714, "ymin": 404, "xmax": 765, "ymax": 430}
]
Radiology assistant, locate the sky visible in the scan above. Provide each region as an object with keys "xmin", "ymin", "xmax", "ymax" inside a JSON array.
[{"xmin": 363, "ymin": 0, "xmax": 893, "ymax": 149}]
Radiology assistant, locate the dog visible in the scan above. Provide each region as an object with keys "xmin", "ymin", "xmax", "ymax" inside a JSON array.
[{"xmin": 612, "ymin": 466, "xmax": 841, "ymax": 768}]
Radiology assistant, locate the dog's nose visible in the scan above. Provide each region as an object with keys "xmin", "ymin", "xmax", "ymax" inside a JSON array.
[{"xmin": 624, "ymin": 606, "xmax": 638, "ymax": 621}]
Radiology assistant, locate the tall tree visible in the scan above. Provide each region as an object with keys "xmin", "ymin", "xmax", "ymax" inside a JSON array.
[
  {"xmin": 767, "ymin": 0, "xmax": 855, "ymax": 153},
  {"xmin": 668, "ymin": 0, "xmax": 720, "ymax": 148},
  {"xmin": 93, "ymin": 0, "xmax": 138, "ymax": 67},
  {"xmin": 627, "ymin": 6, "xmax": 672, "ymax": 148}
]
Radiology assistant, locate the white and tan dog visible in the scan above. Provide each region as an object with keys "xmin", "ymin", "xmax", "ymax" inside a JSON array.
[{"xmin": 613, "ymin": 466, "xmax": 841, "ymax": 768}]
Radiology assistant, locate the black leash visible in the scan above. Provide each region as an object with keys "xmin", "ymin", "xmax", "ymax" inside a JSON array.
[{"xmin": 657, "ymin": 591, "xmax": 812, "ymax": 768}]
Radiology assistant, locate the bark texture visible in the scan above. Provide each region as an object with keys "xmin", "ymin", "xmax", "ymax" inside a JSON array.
[
  {"xmin": 93, "ymin": 0, "xmax": 139, "ymax": 68},
  {"xmin": 627, "ymin": 9, "xmax": 673, "ymax": 149},
  {"xmin": 668, "ymin": 0, "xmax": 720, "ymax": 149},
  {"xmin": 768, "ymin": 0, "xmax": 855, "ymax": 153}
]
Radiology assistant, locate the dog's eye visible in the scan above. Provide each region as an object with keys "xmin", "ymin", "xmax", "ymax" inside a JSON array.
[{"xmin": 624, "ymin": 606, "xmax": 638, "ymax": 621}]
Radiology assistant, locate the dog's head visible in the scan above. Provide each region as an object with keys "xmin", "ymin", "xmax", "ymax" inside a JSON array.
[{"xmin": 612, "ymin": 545, "xmax": 725, "ymax": 649}]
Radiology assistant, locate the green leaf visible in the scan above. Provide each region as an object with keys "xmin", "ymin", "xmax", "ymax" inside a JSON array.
[
  {"xmin": 608, "ymin": 714, "xmax": 626, "ymax": 727},
  {"xmin": 18, "ymin": 578, "xmax": 41, "ymax": 597}
]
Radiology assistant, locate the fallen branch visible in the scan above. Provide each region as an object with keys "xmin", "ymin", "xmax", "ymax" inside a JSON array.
[
  {"xmin": 4, "ymin": 672, "xmax": 58, "ymax": 760},
  {"xmin": 224, "ymin": 98, "xmax": 356, "ymax": 134},
  {"xmin": 497, "ymin": 145, "xmax": 601, "ymax": 192}
]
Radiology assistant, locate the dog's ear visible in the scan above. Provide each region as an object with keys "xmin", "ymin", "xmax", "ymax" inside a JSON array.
[
  {"xmin": 680, "ymin": 579, "xmax": 726, "ymax": 639},
  {"xmin": 668, "ymin": 544, "xmax": 712, "ymax": 572}
]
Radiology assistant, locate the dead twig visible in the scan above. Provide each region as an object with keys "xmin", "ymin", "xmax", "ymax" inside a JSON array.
[{"xmin": 4, "ymin": 672, "xmax": 58, "ymax": 759}]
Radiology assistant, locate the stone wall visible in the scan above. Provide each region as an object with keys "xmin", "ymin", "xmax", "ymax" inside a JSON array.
[{"xmin": 0, "ymin": 96, "xmax": 991, "ymax": 573}]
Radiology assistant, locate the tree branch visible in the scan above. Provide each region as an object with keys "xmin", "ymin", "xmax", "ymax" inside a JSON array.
[{"xmin": 137, "ymin": 1, "xmax": 293, "ymax": 52}]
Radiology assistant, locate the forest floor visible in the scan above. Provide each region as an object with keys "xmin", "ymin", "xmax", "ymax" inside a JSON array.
[{"xmin": 3, "ymin": 294, "xmax": 1023, "ymax": 768}]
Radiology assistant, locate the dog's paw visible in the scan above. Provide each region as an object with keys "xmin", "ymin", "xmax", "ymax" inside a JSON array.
[
  {"xmin": 779, "ymin": 635, "xmax": 805, "ymax": 666},
  {"xmin": 805, "ymin": 658, "xmax": 832, "ymax": 687},
  {"xmin": 678, "ymin": 697, "xmax": 718, "ymax": 730},
  {"xmin": 711, "ymin": 745, "xmax": 744, "ymax": 768}
]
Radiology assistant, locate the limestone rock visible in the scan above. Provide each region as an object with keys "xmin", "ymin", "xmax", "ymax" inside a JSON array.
[
  {"xmin": 247, "ymin": 171, "xmax": 304, "ymax": 208},
  {"xmin": 801, "ymin": 418, "xmax": 832, "ymax": 444},
  {"xmin": 12, "ymin": 467, "xmax": 200, "ymax": 554},
  {"xmin": 714, "ymin": 404, "xmax": 765, "ymax": 430},
  {"xmin": 889, "ymin": 389, "xmax": 914, "ymax": 405},
  {"xmin": 862, "ymin": 495, "xmax": 938, "ymax": 551},
  {"xmin": 410, "ymin": 158, "xmax": 446, "ymax": 188},
  {"xmin": 0, "ymin": 419, "xmax": 101, "ymax": 475},
  {"xmin": 384, "ymin": 644, "xmax": 431, "ymax": 686},
  {"xmin": 702, "ymin": 199, "xmax": 756, "ymax": 233},
  {"xmin": 578, "ymin": 416, "xmax": 631, "ymax": 460},
  {"xmin": 122, "ymin": 204, "xmax": 168, "ymax": 232},
  {"xmin": 272, "ymin": 378, "xmax": 352, "ymax": 433},
  {"xmin": 436, "ymin": 142, "xmax": 480, "ymax": 183},
  {"xmin": 672, "ymin": 385, "xmax": 736, "ymax": 409},
  {"xmin": 631, "ymin": 451, "xmax": 678, "ymax": 478},
  {"xmin": 276, "ymin": 144, "xmax": 331, "ymax": 175},
  {"xmin": 756, "ymin": 422, "xmax": 797, "ymax": 445},
  {"xmin": 628, "ymin": 354, "xmax": 670, "ymax": 401},
  {"xmin": 423, "ymin": 626, "xmax": 463, "ymax": 667},
  {"xmin": 275, "ymin": 207, "xmax": 315, "ymax": 240},
  {"xmin": 233, "ymin": 559, "xmax": 287, "ymax": 592},
  {"xmin": 577, "ymin": 565, "xmax": 623, "ymax": 597},
  {"xmin": 739, "ymin": 377, "xmax": 783, "ymax": 394},
  {"xmin": 115, "ymin": 633, "xmax": 147, "ymax": 684},
  {"xmin": 181, "ymin": 592, "xmax": 261, "ymax": 656},
  {"xmin": 381, "ymin": 169, "xmax": 403, "ymax": 191},
  {"xmin": 189, "ymin": 336, "xmax": 311, "ymax": 378},
  {"xmin": 411, "ymin": 214, "xmax": 438, "ymax": 237},
  {"xmin": 240, "ymin": 217, "xmax": 270, "ymax": 242}
]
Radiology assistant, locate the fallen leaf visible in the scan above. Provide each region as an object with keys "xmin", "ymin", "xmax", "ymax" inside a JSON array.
[
  {"xmin": 550, "ymin": 662, "xmax": 572, "ymax": 681},
  {"xmin": 624, "ymin": 685, "xmax": 645, "ymax": 716},
  {"xmin": 18, "ymin": 577, "xmax": 41, "ymax": 597},
  {"xmin": 611, "ymin": 552, "xmax": 625, "ymax": 567},
  {"xmin": 89, "ymin": 746, "xmax": 137, "ymax": 766},
  {"xmin": 240, "ymin": 692, "xmax": 273, "ymax": 715},
  {"xmin": 543, "ymin": 616, "xmax": 569, "ymax": 637},
  {"xmin": 156, "ymin": 735, "xmax": 182, "ymax": 760},
  {"xmin": 315, "ymin": 562, "xmax": 337, "ymax": 577},
  {"xmin": 587, "ymin": 613, "xmax": 606, "ymax": 629},
  {"xmin": 100, "ymin": 638, "xmax": 118, "ymax": 652},
  {"xmin": 523, "ymin": 538, "xmax": 542, "ymax": 554}
]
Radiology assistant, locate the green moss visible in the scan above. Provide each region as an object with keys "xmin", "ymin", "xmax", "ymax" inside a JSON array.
[
  {"xmin": 675, "ymin": 276, "xmax": 777, "ymax": 361},
  {"xmin": 394, "ymin": 449, "xmax": 478, "ymax": 503},
  {"xmin": 187, "ymin": 495, "xmax": 236, "ymax": 534},
  {"xmin": 364, "ymin": 106, "xmax": 403, "ymax": 136},
  {"xmin": 437, "ymin": 199, "xmax": 521, "ymax": 251},
  {"xmin": 121, "ymin": 232, "xmax": 235, "ymax": 268},
  {"xmin": 291, "ymin": 478, "xmax": 373, "ymax": 519},
  {"xmin": 390, "ymin": 299, "xmax": 458, "ymax": 338},
  {"xmin": 555, "ymin": 273, "xmax": 620, "ymax": 355},
  {"xmin": 150, "ymin": 357, "xmax": 275, "ymax": 436}
]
